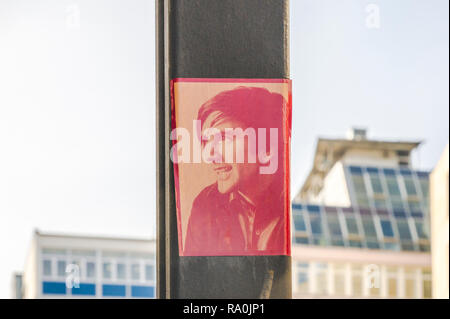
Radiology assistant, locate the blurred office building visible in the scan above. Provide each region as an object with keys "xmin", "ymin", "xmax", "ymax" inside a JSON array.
[
  {"xmin": 16, "ymin": 230, "xmax": 156, "ymax": 299},
  {"xmin": 291, "ymin": 128, "xmax": 432, "ymax": 299},
  {"xmin": 430, "ymin": 144, "xmax": 449, "ymax": 299}
]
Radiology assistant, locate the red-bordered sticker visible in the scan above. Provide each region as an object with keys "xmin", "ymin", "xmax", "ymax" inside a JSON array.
[{"xmin": 171, "ymin": 78, "xmax": 292, "ymax": 257}]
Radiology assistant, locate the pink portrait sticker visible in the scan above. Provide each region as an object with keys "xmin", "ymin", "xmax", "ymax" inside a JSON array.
[{"xmin": 171, "ymin": 78, "xmax": 292, "ymax": 257}]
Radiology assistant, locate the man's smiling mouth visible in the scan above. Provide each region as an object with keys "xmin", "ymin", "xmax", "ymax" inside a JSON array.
[{"xmin": 214, "ymin": 164, "xmax": 232, "ymax": 180}]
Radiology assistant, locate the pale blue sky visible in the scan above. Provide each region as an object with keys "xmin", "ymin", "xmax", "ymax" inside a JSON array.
[{"xmin": 0, "ymin": 0, "xmax": 448, "ymax": 298}]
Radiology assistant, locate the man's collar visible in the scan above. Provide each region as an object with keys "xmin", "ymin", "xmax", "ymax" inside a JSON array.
[{"xmin": 229, "ymin": 190, "xmax": 256, "ymax": 209}]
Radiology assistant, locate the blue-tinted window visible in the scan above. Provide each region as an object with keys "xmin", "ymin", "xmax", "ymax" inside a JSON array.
[
  {"xmin": 349, "ymin": 240, "xmax": 363, "ymax": 248},
  {"xmin": 306, "ymin": 205, "xmax": 320, "ymax": 213},
  {"xmin": 325, "ymin": 206, "xmax": 338, "ymax": 213},
  {"xmin": 385, "ymin": 175, "xmax": 401, "ymax": 196},
  {"xmin": 292, "ymin": 203, "xmax": 303, "ymax": 210},
  {"xmin": 345, "ymin": 216, "xmax": 359, "ymax": 235},
  {"xmin": 393, "ymin": 210, "xmax": 407, "ymax": 218},
  {"xmin": 131, "ymin": 286, "xmax": 154, "ymax": 298},
  {"xmin": 415, "ymin": 220, "xmax": 429, "ymax": 239},
  {"xmin": 390, "ymin": 197, "xmax": 405, "ymax": 210},
  {"xmin": 86, "ymin": 262, "xmax": 95, "ymax": 278},
  {"xmin": 309, "ymin": 213, "xmax": 322, "ymax": 235},
  {"xmin": 403, "ymin": 176, "xmax": 417, "ymax": 196},
  {"xmin": 396, "ymin": 219, "xmax": 412, "ymax": 240},
  {"xmin": 366, "ymin": 241, "xmax": 380, "ymax": 249},
  {"xmin": 367, "ymin": 167, "xmax": 379, "ymax": 174},
  {"xmin": 411, "ymin": 211, "xmax": 424, "ymax": 218},
  {"xmin": 383, "ymin": 242, "xmax": 400, "ymax": 251},
  {"xmin": 311, "ymin": 236, "xmax": 327, "ymax": 245},
  {"xmin": 350, "ymin": 166, "xmax": 363, "ymax": 175},
  {"xmin": 325, "ymin": 214, "xmax": 342, "ymax": 236},
  {"xmin": 401, "ymin": 242, "xmax": 415, "ymax": 251},
  {"xmin": 295, "ymin": 237, "xmax": 309, "ymax": 245},
  {"xmin": 102, "ymin": 284, "xmax": 126, "ymax": 297},
  {"xmin": 293, "ymin": 212, "xmax": 307, "ymax": 232},
  {"xmin": 419, "ymin": 178, "xmax": 430, "ymax": 198},
  {"xmin": 361, "ymin": 217, "xmax": 377, "ymax": 237},
  {"xmin": 43, "ymin": 282, "xmax": 66, "ymax": 295},
  {"xmin": 408, "ymin": 199, "xmax": 421, "ymax": 213},
  {"xmin": 103, "ymin": 262, "xmax": 112, "ymax": 279},
  {"xmin": 57, "ymin": 260, "xmax": 66, "ymax": 277},
  {"xmin": 72, "ymin": 283, "xmax": 96, "ymax": 296},
  {"xmin": 351, "ymin": 173, "xmax": 370, "ymax": 208},
  {"xmin": 297, "ymin": 263, "xmax": 309, "ymax": 293},
  {"xmin": 416, "ymin": 171, "xmax": 429, "ymax": 178},
  {"xmin": 380, "ymin": 220, "xmax": 395, "ymax": 237},
  {"xmin": 374, "ymin": 198, "xmax": 387, "ymax": 209},
  {"xmin": 43, "ymin": 260, "xmax": 52, "ymax": 276},
  {"xmin": 117, "ymin": 263, "xmax": 126, "ymax": 280},
  {"xmin": 145, "ymin": 265, "xmax": 155, "ymax": 282},
  {"xmin": 369, "ymin": 172, "xmax": 384, "ymax": 195},
  {"xmin": 400, "ymin": 169, "xmax": 412, "ymax": 176},
  {"xmin": 331, "ymin": 239, "xmax": 345, "ymax": 247}
]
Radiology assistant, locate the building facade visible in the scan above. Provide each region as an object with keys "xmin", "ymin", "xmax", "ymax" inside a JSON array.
[
  {"xmin": 291, "ymin": 129, "xmax": 432, "ymax": 299},
  {"xmin": 20, "ymin": 230, "xmax": 156, "ymax": 299},
  {"xmin": 430, "ymin": 144, "xmax": 449, "ymax": 299}
]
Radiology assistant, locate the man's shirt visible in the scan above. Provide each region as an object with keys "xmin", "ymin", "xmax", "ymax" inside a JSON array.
[{"xmin": 183, "ymin": 183, "xmax": 288, "ymax": 256}]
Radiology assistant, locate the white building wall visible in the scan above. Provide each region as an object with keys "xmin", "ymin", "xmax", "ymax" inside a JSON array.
[
  {"xmin": 430, "ymin": 144, "xmax": 449, "ymax": 299},
  {"xmin": 22, "ymin": 235, "xmax": 38, "ymax": 299},
  {"xmin": 317, "ymin": 162, "xmax": 351, "ymax": 207}
]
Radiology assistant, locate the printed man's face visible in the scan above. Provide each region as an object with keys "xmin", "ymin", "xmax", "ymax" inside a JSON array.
[{"xmin": 202, "ymin": 116, "xmax": 259, "ymax": 194}]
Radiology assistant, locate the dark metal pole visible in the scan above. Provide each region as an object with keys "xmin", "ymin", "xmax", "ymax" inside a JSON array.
[
  {"xmin": 155, "ymin": 0, "xmax": 166, "ymax": 299},
  {"xmin": 157, "ymin": 0, "xmax": 291, "ymax": 299}
]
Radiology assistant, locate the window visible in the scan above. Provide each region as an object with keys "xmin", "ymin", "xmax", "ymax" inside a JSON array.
[
  {"xmin": 295, "ymin": 236, "xmax": 309, "ymax": 244},
  {"xmin": 385, "ymin": 175, "xmax": 401, "ymax": 196},
  {"xmin": 403, "ymin": 176, "xmax": 417, "ymax": 196},
  {"xmin": 325, "ymin": 213, "xmax": 342, "ymax": 236},
  {"xmin": 297, "ymin": 263, "xmax": 309, "ymax": 294},
  {"xmin": 387, "ymin": 267, "xmax": 398, "ymax": 298},
  {"xmin": 390, "ymin": 197, "xmax": 405, "ymax": 210},
  {"xmin": 369, "ymin": 174, "xmax": 384, "ymax": 195},
  {"xmin": 396, "ymin": 219, "xmax": 412, "ymax": 240},
  {"xmin": 349, "ymin": 240, "xmax": 363, "ymax": 248},
  {"xmin": 345, "ymin": 216, "xmax": 359, "ymax": 235},
  {"xmin": 351, "ymin": 173, "xmax": 370, "ymax": 208},
  {"xmin": 293, "ymin": 211, "xmax": 307, "ymax": 232},
  {"xmin": 86, "ymin": 262, "xmax": 96, "ymax": 279},
  {"xmin": 366, "ymin": 240, "xmax": 380, "ymax": 249},
  {"xmin": 315, "ymin": 263, "xmax": 328, "ymax": 295},
  {"xmin": 373, "ymin": 198, "xmax": 387, "ymax": 209},
  {"xmin": 361, "ymin": 217, "xmax": 377, "ymax": 238},
  {"xmin": 71, "ymin": 260, "xmax": 82, "ymax": 278},
  {"xmin": 408, "ymin": 198, "xmax": 421, "ymax": 213},
  {"xmin": 309, "ymin": 213, "xmax": 322, "ymax": 235},
  {"xmin": 414, "ymin": 220, "xmax": 429, "ymax": 239},
  {"xmin": 351, "ymin": 265, "xmax": 363, "ymax": 297},
  {"xmin": 117, "ymin": 263, "xmax": 126, "ymax": 280},
  {"xmin": 419, "ymin": 178, "xmax": 429, "ymax": 198},
  {"xmin": 333, "ymin": 264, "xmax": 346, "ymax": 296},
  {"xmin": 145, "ymin": 264, "xmax": 155, "ymax": 281},
  {"xmin": 43, "ymin": 259, "xmax": 52, "ymax": 276},
  {"xmin": 131, "ymin": 263, "xmax": 140, "ymax": 281},
  {"xmin": 103, "ymin": 262, "xmax": 112, "ymax": 280},
  {"xmin": 405, "ymin": 278, "xmax": 416, "ymax": 298},
  {"xmin": 57, "ymin": 260, "xmax": 66, "ymax": 277},
  {"xmin": 380, "ymin": 220, "xmax": 394, "ymax": 238},
  {"xmin": 404, "ymin": 268, "xmax": 417, "ymax": 299},
  {"xmin": 422, "ymin": 269, "xmax": 432, "ymax": 299}
]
